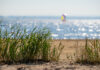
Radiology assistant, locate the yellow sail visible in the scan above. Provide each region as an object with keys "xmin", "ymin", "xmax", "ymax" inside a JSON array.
[
  {"xmin": 61, "ymin": 14, "xmax": 66, "ymax": 22},
  {"xmin": 61, "ymin": 16, "xmax": 64, "ymax": 21}
]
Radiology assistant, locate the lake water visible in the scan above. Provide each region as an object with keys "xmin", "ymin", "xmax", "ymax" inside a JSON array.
[{"xmin": 0, "ymin": 16, "xmax": 100, "ymax": 39}]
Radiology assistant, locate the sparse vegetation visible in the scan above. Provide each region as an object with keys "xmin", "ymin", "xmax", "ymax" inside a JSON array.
[
  {"xmin": 0, "ymin": 24, "xmax": 64, "ymax": 64},
  {"xmin": 76, "ymin": 39, "xmax": 100, "ymax": 64}
]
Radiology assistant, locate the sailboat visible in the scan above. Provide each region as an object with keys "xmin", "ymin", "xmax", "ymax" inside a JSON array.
[{"xmin": 61, "ymin": 14, "xmax": 66, "ymax": 22}]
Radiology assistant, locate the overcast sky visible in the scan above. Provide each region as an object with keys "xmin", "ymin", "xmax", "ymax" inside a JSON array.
[{"xmin": 0, "ymin": 0, "xmax": 100, "ymax": 16}]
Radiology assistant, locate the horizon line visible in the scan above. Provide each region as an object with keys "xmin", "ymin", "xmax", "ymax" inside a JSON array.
[{"xmin": 0, "ymin": 15, "xmax": 100, "ymax": 17}]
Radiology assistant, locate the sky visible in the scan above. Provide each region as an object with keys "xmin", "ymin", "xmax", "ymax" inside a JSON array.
[{"xmin": 0, "ymin": 0, "xmax": 100, "ymax": 16}]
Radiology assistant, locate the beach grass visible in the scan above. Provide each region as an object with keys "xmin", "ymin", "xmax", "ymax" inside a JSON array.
[
  {"xmin": 1, "ymin": 23, "xmax": 100, "ymax": 65},
  {"xmin": 76, "ymin": 39, "xmax": 100, "ymax": 64},
  {"xmin": 0, "ymin": 24, "xmax": 64, "ymax": 64}
]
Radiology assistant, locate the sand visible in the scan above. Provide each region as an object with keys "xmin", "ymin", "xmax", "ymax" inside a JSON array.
[{"xmin": 0, "ymin": 40, "xmax": 100, "ymax": 70}]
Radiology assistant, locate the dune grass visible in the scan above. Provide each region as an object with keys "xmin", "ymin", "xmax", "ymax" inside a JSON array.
[
  {"xmin": 0, "ymin": 24, "xmax": 64, "ymax": 64},
  {"xmin": 76, "ymin": 39, "xmax": 100, "ymax": 64}
]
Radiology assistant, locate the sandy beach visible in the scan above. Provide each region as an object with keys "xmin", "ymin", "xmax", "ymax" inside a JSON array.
[{"xmin": 0, "ymin": 39, "xmax": 100, "ymax": 70}]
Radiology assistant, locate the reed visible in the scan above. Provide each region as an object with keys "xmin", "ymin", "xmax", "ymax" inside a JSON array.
[
  {"xmin": 50, "ymin": 42, "xmax": 64, "ymax": 61},
  {"xmin": 76, "ymin": 39, "xmax": 100, "ymax": 64},
  {"xmin": 0, "ymin": 24, "xmax": 64, "ymax": 64}
]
